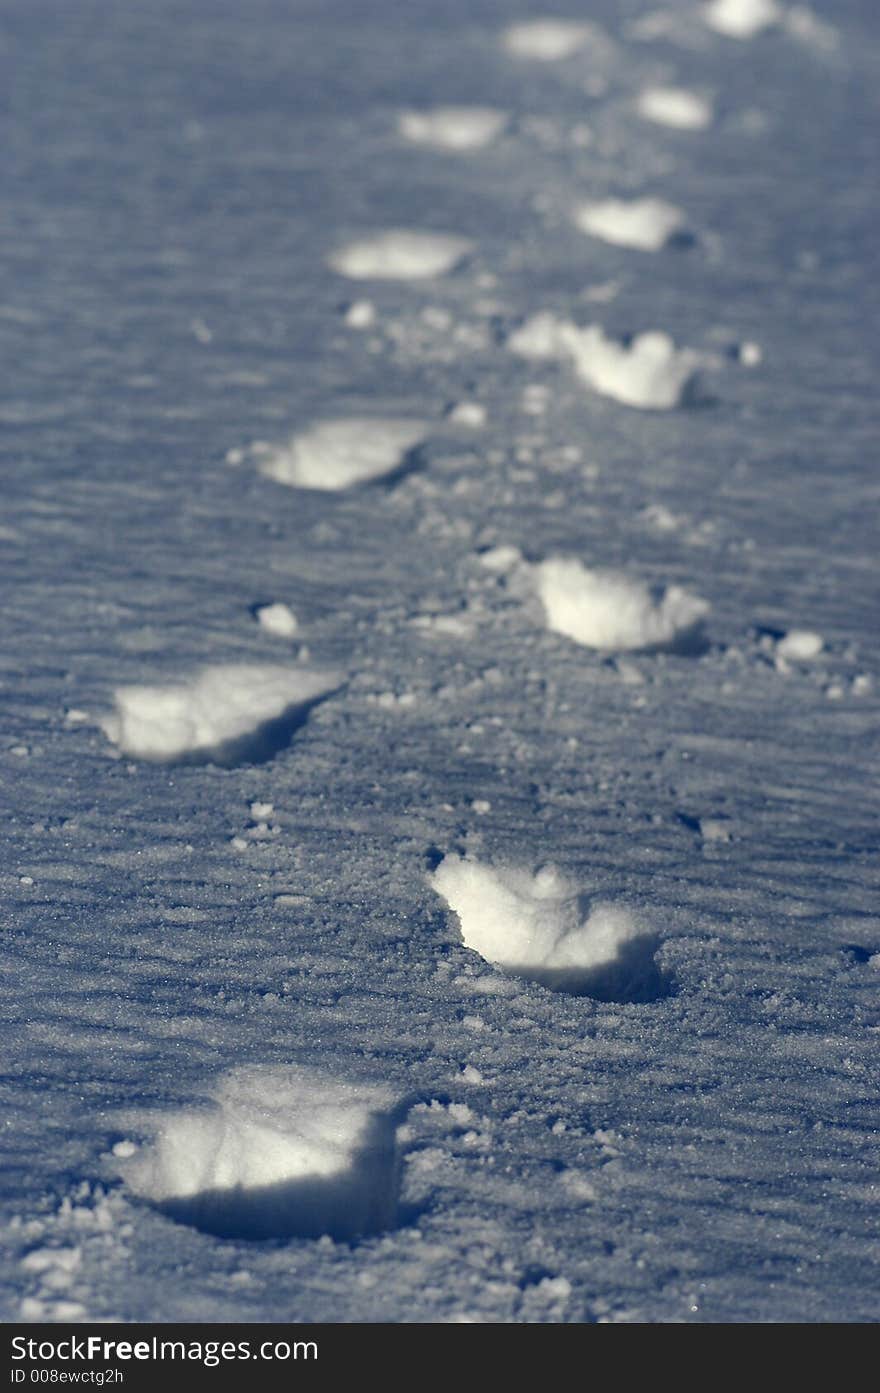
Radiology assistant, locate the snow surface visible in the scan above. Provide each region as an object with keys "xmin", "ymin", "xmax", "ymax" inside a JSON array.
[{"xmin": 2, "ymin": 0, "xmax": 879, "ymax": 1328}]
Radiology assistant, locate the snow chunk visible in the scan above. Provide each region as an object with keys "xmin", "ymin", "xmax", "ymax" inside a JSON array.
[
  {"xmin": 703, "ymin": 0, "xmax": 781, "ymax": 39},
  {"xmin": 100, "ymin": 664, "xmax": 340, "ymax": 764},
  {"xmin": 637, "ymin": 87, "xmax": 713, "ymax": 130},
  {"xmin": 574, "ymin": 197, "xmax": 686, "ymax": 251},
  {"xmin": 398, "ymin": 107, "xmax": 507, "ymax": 151},
  {"xmin": 117, "ymin": 1068, "xmax": 403, "ymax": 1241},
  {"xmin": 328, "ymin": 231, "xmax": 473, "ymax": 280},
  {"xmin": 502, "ymin": 20, "xmax": 593, "ymax": 61},
  {"xmin": 253, "ymin": 418, "xmax": 427, "ymax": 491},
  {"xmin": 255, "ymin": 602, "xmax": 298, "ymax": 638},
  {"xmin": 535, "ymin": 558, "xmax": 709, "ymax": 652},
  {"xmin": 430, "ymin": 856, "xmax": 663, "ymax": 1000},
  {"xmin": 558, "ymin": 324, "xmax": 702, "ymax": 409},
  {"xmin": 344, "ymin": 299, "xmax": 376, "ymax": 329},
  {"xmin": 776, "ymin": 629, "xmax": 824, "ymax": 661}
]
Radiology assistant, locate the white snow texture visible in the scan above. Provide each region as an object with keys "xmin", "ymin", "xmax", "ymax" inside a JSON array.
[
  {"xmin": 574, "ymin": 197, "xmax": 686, "ymax": 251},
  {"xmin": 398, "ymin": 107, "xmax": 507, "ymax": 151}
]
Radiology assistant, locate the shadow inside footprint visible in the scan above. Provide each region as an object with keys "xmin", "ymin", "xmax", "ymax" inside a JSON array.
[
  {"xmin": 528, "ymin": 927, "xmax": 672, "ymax": 1003},
  {"xmin": 186, "ymin": 692, "xmax": 335, "ymax": 767},
  {"xmin": 158, "ymin": 1123, "xmax": 401, "ymax": 1243}
]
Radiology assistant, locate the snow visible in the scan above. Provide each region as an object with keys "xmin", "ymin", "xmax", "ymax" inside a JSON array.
[
  {"xmin": 100, "ymin": 665, "xmax": 340, "ymax": 763},
  {"xmin": 2, "ymin": 0, "xmax": 878, "ymax": 1330},
  {"xmin": 430, "ymin": 856, "xmax": 663, "ymax": 1000},
  {"xmin": 703, "ymin": 0, "xmax": 782, "ymax": 38},
  {"xmin": 328, "ymin": 230, "xmax": 473, "ymax": 280},
  {"xmin": 776, "ymin": 629, "xmax": 824, "ymax": 660},
  {"xmin": 637, "ymin": 87, "xmax": 714, "ymax": 131},
  {"xmin": 501, "ymin": 20, "xmax": 594, "ymax": 62},
  {"xmin": 115, "ymin": 1068, "xmax": 402, "ymax": 1242},
  {"xmin": 534, "ymin": 559, "xmax": 710, "ymax": 652},
  {"xmin": 398, "ymin": 107, "xmax": 507, "ymax": 151},
  {"xmin": 574, "ymin": 197, "xmax": 687, "ymax": 251},
  {"xmin": 249, "ymin": 418, "xmax": 428, "ymax": 490},
  {"xmin": 558, "ymin": 325, "xmax": 705, "ymax": 409},
  {"xmin": 255, "ymin": 602, "xmax": 299, "ymax": 638}
]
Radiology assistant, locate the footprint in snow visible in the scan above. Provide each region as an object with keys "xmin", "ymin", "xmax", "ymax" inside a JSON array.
[
  {"xmin": 703, "ymin": 0, "xmax": 782, "ymax": 39},
  {"xmin": 509, "ymin": 315, "xmax": 708, "ymax": 410},
  {"xmin": 430, "ymin": 855, "xmax": 667, "ymax": 1002},
  {"xmin": 397, "ymin": 107, "xmax": 507, "ymax": 152},
  {"xmin": 246, "ymin": 418, "xmax": 428, "ymax": 492},
  {"xmin": 573, "ymin": 197, "xmax": 688, "ymax": 252},
  {"xmin": 637, "ymin": 87, "xmax": 714, "ymax": 131},
  {"xmin": 100, "ymin": 663, "xmax": 340, "ymax": 765},
  {"xmin": 114, "ymin": 1067, "xmax": 405, "ymax": 1242},
  {"xmin": 328, "ymin": 230, "xmax": 473, "ymax": 281},
  {"xmin": 534, "ymin": 558, "xmax": 710, "ymax": 655},
  {"xmin": 501, "ymin": 19, "xmax": 596, "ymax": 62}
]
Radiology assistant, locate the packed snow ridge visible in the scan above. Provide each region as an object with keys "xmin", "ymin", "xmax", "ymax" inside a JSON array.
[
  {"xmin": 535, "ymin": 559, "xmax": 710, "ymax": 652},
  {"xmin": 703, "ymin": 0, "xmax": 781, "ymax": 38},
  {"xmin": 328, "ymin": 230, "xmax": 473, "ymax": 280},
  {"xmin": 509, "ymin": 316, "xmax": 704, "ymax": 410},
  {"xmin": 637, "ymin": 87, "xmax": 713, "ymax": 131},
  {"xmin": 430, "ymin": 855, "xmax": 664, "ymax": 1000},
  {"xmin": 501, "ymin": 19, "xmax": 594, "ymax": 61},
  {"xmin": 116, "ymin": 1068, "xmax": 403, "ymax": 1241},
  {"xmin": 574, "ymin": 197, "xmax": 686, "ymax": 251},
  {"xmin": 251, "ymin": 418, "xmax": 428, "ymax": 491},
  {"xmin": 398, "ymin": 107, "xmax": 507, "ymax": 151},
  {"xmin": 100, "ymin": 663, "xmax": 340, "ymax": 764}
]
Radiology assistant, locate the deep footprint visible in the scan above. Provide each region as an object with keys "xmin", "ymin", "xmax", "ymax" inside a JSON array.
[
  {"xmin": 430, "ymin": 855, "xmax": 669, "ymax": 1002},
  {"xmin": 115, "ymin": 1068, "xmax": 404, "ymax": 1242}
]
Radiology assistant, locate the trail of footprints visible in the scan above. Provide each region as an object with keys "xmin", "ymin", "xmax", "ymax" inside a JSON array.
[{"xmin": 51, "ymin": 5, "xmax": 853, "ymax": 1258}]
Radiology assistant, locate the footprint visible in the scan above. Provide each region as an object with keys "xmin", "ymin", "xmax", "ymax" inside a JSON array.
[
  {"xmin": 637, "ymin": 87, "xmax": 714, "ymax": 131},
  {"xmin": 534, "ymin": 558, "xmax": 710, "ymax": 653},
  {"xmin": 397, "ymin": 107, "xmax": 507, "ymax": 152},
  {"xmin": 509, "ymin": 315, "xmax": 706, "ymax": 410},
  {"xmin": 114, "ymin": 1068, "xmax": 405, "ymax": 1242},
  {"xmin": 430, "ymin": 855, "xmax": 667, "ymax": 1001},
  {"xmin": 573, "ymin": 197, "xmax": 687, "ymax": 252},
  {"xmin": 328, "ymin": 231, "xmax": 473, "ymax": 281},
  {"xmin": 100, "ymin": 663, "xmax": 340, "ymax": 764},
  {"xmin": 703, "ymin": 0, "xmax": 782, "ymax": 39},
  {"xmin": 249, "ymin": 418, "xmax": 428, "ymax": 491},
  {"xmin": 501, "ymin": 19, "xmax": 595, "ymax": 62}
]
